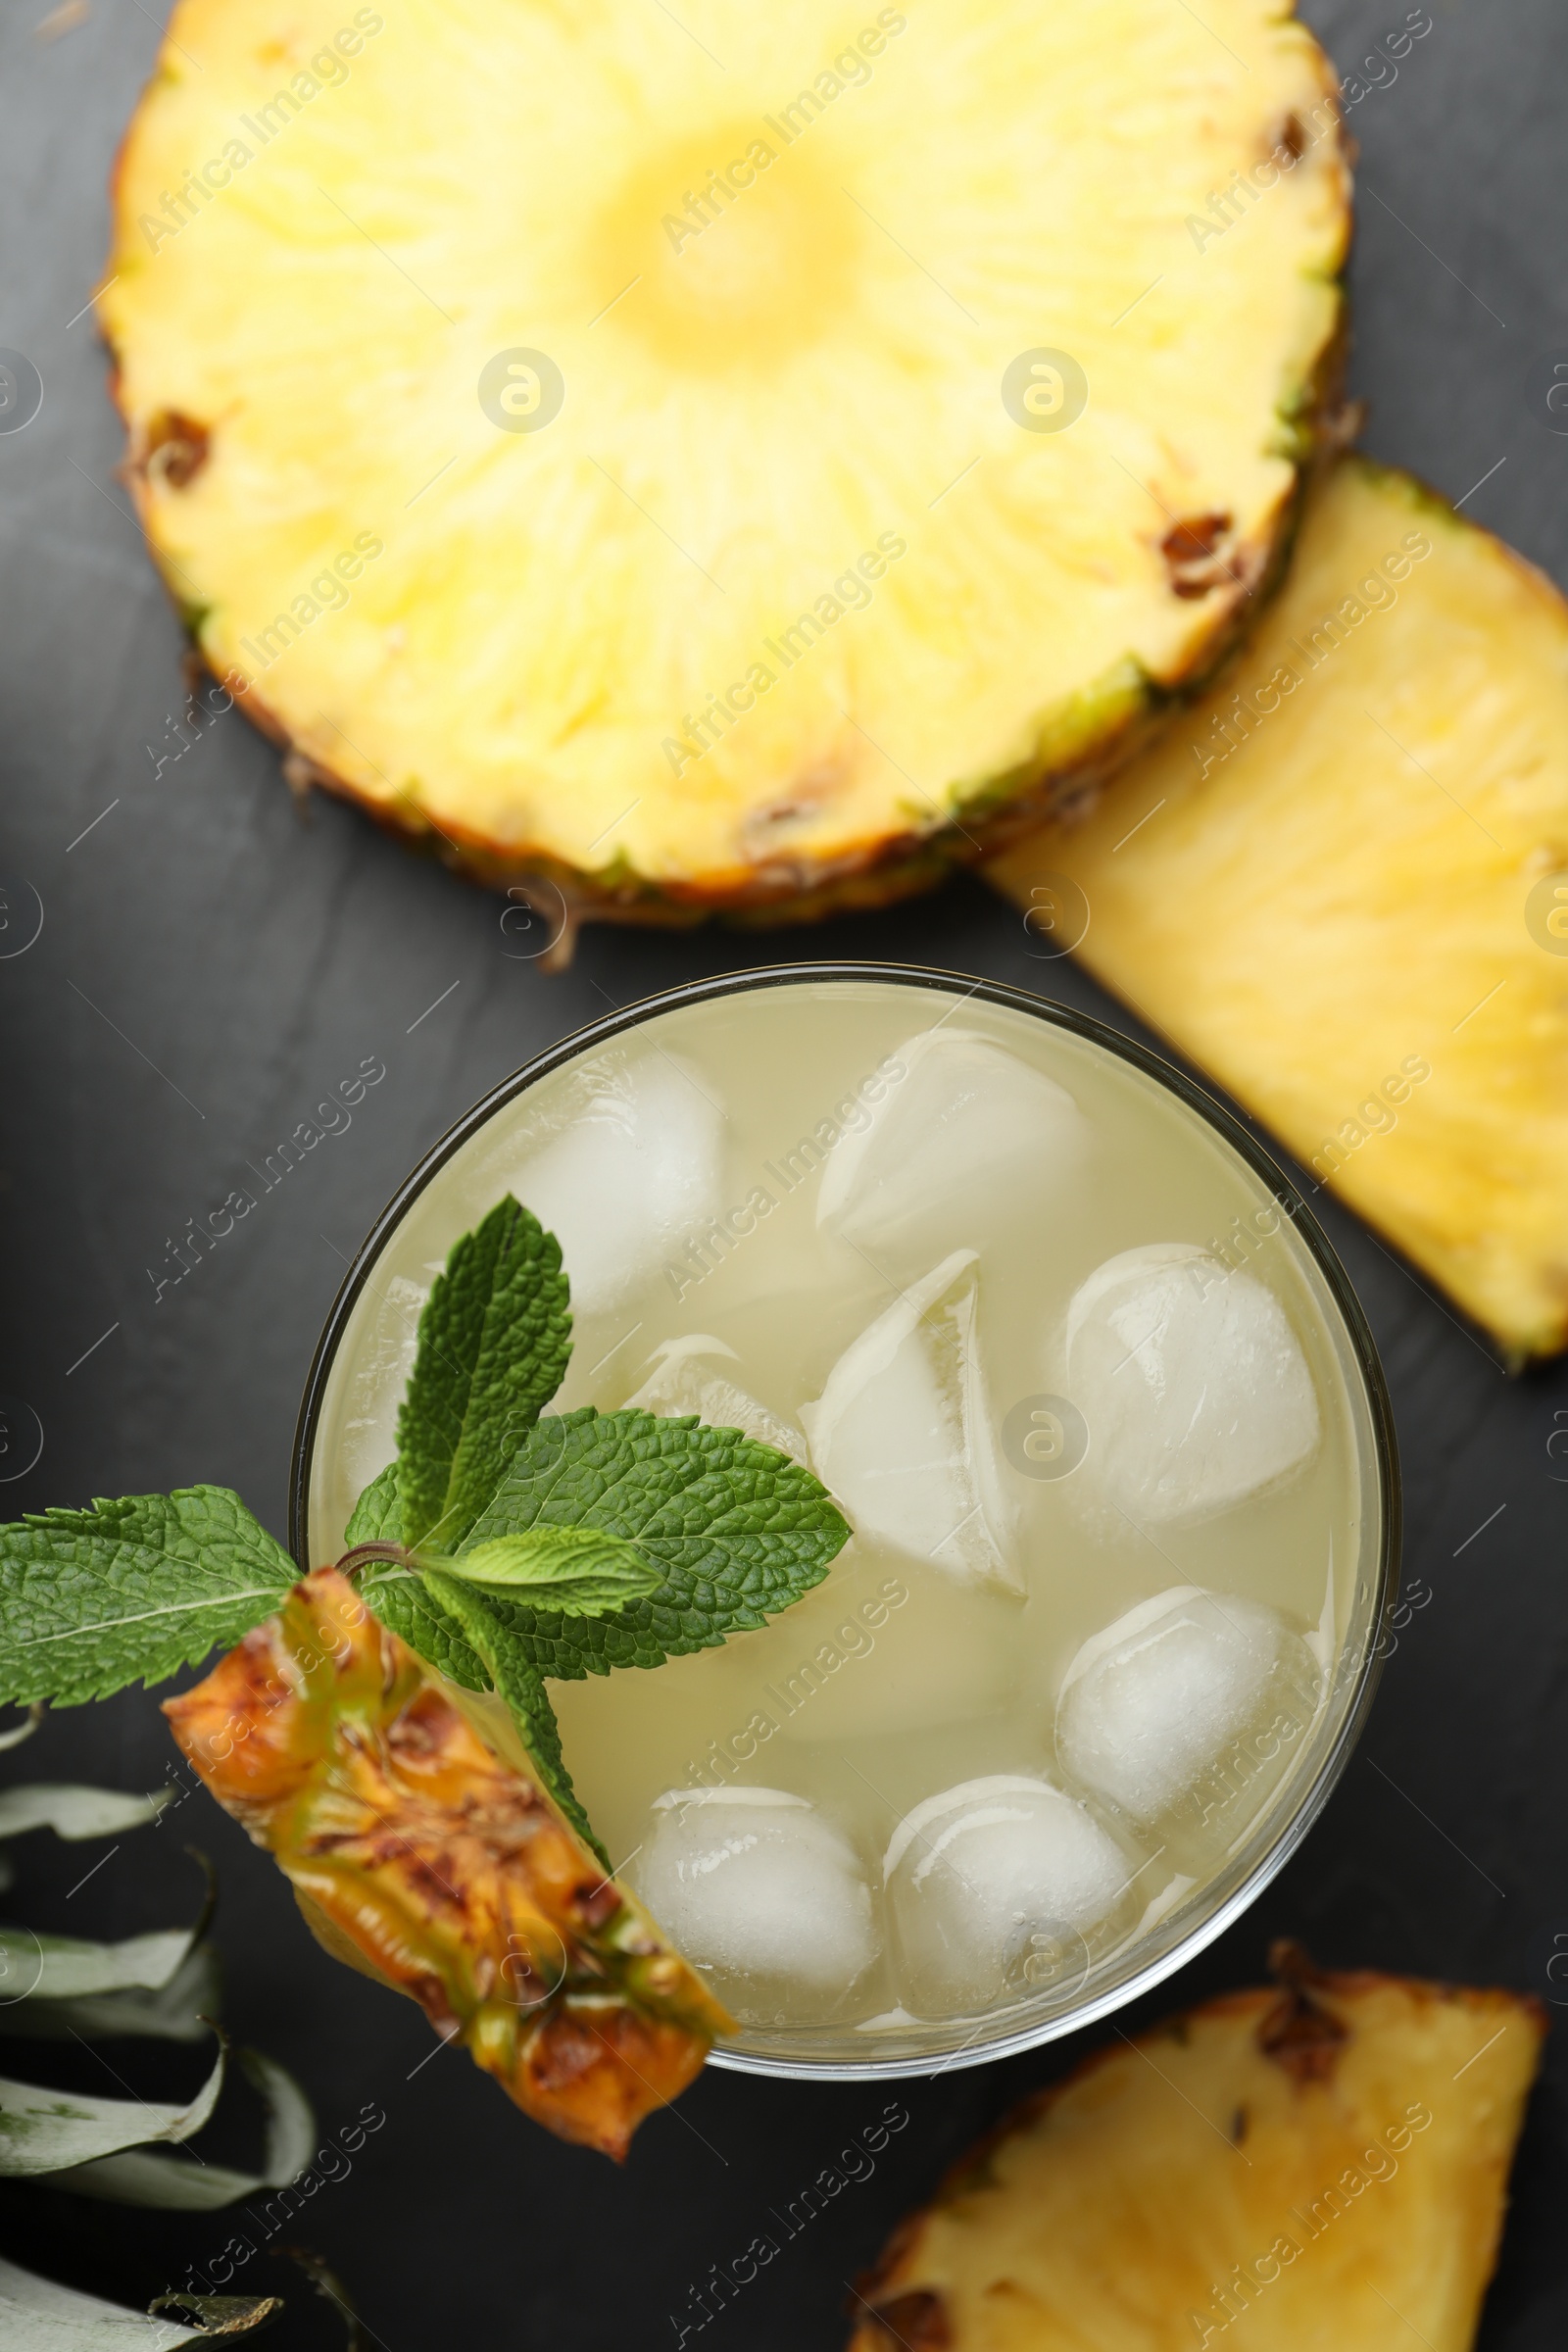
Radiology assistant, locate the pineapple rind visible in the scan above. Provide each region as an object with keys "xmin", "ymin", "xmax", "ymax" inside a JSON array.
[
  {"xmin": 847, "ymin": 1967, "xmax": 1545, "ymax": 2351},
  {"xmin": 164, "ymin": 1569, "xmax": 733, "ymax": 2160},
  {"xmin": 992, "ymin": 455, "xmax": 1568, "ymax": 1361},
  {"xmin": 102, "ymin": 0, "xmax": 1348, "ymax": 913}
]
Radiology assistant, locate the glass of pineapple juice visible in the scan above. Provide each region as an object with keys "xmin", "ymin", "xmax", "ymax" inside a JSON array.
[{"xmin": 293, "ymin": 966, "xmax": 1396, "ymax": 2079}]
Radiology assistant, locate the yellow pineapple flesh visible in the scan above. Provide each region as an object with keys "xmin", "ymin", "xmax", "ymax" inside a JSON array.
[
  {"xmin": 992, "ymin": 456, "xmax": 1568, "ymax": 1360},
  {"xmin": 102, "ymin": 0, "xmax": 1348, "ymax": 918},
  {"xmin": 847, "ymin": 1951, "xmax": 1544, "ymax": 2351}
]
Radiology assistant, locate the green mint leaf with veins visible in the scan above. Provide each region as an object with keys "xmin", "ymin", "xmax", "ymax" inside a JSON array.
[
  {"xmin": 417, "ymin": 1568, "xmax": 609, "ymax": 1867},
  {"xmin": 429, "ymin": 1526, "xmax": 662, "ymax": 1614},
  {"xmin": 0, "ymin": 1491, "xmax": 296, "ymax": 1708},
  {"xmin": 396, "ymin": 1196, "xmax": 571, "ymax": 1556},
  {"xmin": 461, "ymin": 1408, "xmax": 850, "ymax": 1681},
  {"xmin": 342, "ymin": 1459, "xmax": 401, "ymax": 1547}
]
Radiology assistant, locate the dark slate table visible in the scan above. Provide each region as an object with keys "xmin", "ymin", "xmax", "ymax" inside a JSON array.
[{"xmin": 1, "ymin": 2, "xmax": 1565, "ymax": 2343}]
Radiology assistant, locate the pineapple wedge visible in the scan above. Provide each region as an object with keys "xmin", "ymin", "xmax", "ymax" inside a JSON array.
[
  {"xmin": 101, "ymin": 0, "xmax": 1348, "ymax": 922},
  {"xmin": 164, "ymin": 1569, "xmax": 733, "ymax": 2159},
  {"xmin": 991, "ymin": 457, "xmax": 1568, "ymax": 1360},
  {"xmin": 847, "ymin": 1947, "xmax": 1544, "ymax": 2351}
]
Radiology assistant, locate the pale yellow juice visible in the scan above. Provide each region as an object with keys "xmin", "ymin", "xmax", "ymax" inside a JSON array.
[{"xmin": 304, "ymin": 978, "xmax": 1384, "ymax": 2058}]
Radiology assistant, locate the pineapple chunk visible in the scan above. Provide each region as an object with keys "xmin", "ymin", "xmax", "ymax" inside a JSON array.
[
  {"xmin": 102, "ymin": 0, "xmax": 1348, "ymax": 918},
  {"xmin": 164, "ymin": 1569, "xmax": 733, "ymax": 2159},
  {"xmin": 992, "ymin": 457, "xmax": 1568, "ymax": 1360},
  {"xmin": 847, "ymin": 1948, "xmax": 1544, "ymax": 2351}
]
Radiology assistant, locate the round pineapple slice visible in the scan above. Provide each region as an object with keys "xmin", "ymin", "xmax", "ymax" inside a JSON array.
[{"xmin": 102, "ymin": 0, "xmax": 1348, "ymax": 922}]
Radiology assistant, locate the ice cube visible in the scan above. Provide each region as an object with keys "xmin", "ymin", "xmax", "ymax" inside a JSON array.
[
  {"xmin": 816, "ymin": 1027, "xmax": 1091, "ymax": 1258},
  {"xmin": 637, "ymin": 1788, "xmax": 877, "ymax": 2024},
  {"xmin": 498, "ymin": 1050, "xmax": 725, "ymax": 1317},
  {"xmin": 800, "ymin": 1251, "xmax": 1021, "ymax": 1593},
  {"xmin": 1065, "ymin": 1244, "xmax": 1318, "ymax": 1523},
  {"xmin": 624, "ymin": 1336, "xmax": 807, "ymax": 1462},
  {"xmin": 884, "ymin": 1776, "xmax": 1127, "ymax": 2017},
  {"xmin": 1055, "ymin": 1585, "xmax": 1318, "ymax": 1823}
]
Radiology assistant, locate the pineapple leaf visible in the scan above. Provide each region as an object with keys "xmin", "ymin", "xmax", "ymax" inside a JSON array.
[
  {"xmin": 0, "ymin": 2254, "xmax": 235, "ymax": 2346},
  {"xmin": 435, "ymin": 1526, "xmax": 662, "ymax": 1613},
  {"xmin": 395, "ymin": 1196, "xmax": 571, "ymax": 1556},
  {"xmin": 0, "ymin": 1491, "xmax": 296, "ymax": 1709},
  {"xmin": 0, "ymin": 2036, "xmax": 225, "ymax": 2178},
  {"xmin": 145, "ymin": 2289, "xmax": 283, "ymax": 2335},
  {"xmin": 1, "ymin": 1926, "xmax": 195, "ymax": 2004},
  {"xmin": 418, "ymin": 1568, "xmax": 608, "ymax": 1867},
  {"xmin": 2, "ymin": 1942, "xmax": 221, "ymax": 2045},
  {"xmin": 462, "ymin": 1407, "xmax": 850, "ymax": 1681},
  {"xmin": 0, "ymin": 1784, "xmax": 171, "ymax": 1841},
  {"xmin": 54, "ymin": 2048, "xmax": 316, "ymax": 2212}
]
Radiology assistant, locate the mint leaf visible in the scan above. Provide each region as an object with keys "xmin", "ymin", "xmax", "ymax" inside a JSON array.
[
  {"xmin": 418, "ymin": 1568, "xmax": 608, "ymax": 1867},
  {"xmin": 0, "ymin": 1491, "xmax": 296, "ymax": 1708},
  {"xmin": 343, "ymin": 1462, "xmax": 400, "ymax": 1546},
  {"xmin": 361, "ymin": 1569, "xmax": 488, "ymax": 1690},
  {"xmin": 465, "ymin": 1409, "xmax": 850, "ymax": 1681},
  {"xmin": 396, "ymin": 1197, "xmax": 571, "ymax": 1555},
  {"xmin": 437, "ymin": 1527, "xmax": 662, "ymax": 1614}
]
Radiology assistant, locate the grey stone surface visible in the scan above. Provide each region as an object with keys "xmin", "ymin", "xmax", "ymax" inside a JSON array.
[{"xmin": 0, "ymin": 3, "xmax": 1564, "ymax": 2341}]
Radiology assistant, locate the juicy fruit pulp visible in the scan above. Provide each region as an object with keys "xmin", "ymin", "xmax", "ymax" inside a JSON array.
[
  {"xmin": 846, "ymin": 1956, "xmax": 1545, "ymax": 2351},
  {"xmin": 992, "ymin": 456, "xmax": 1568, "ymax": 1361},
  {"xmin": 303, "ymin": 982, "xmax": 1384, "ymax": 2059},
  {"xmin": 103, "ymin": 0, "xmax": 1348, "ymax": 917},
  {"xmin": 165, "ymin": 1569, "xmax": 732, "ymax": 2157}
]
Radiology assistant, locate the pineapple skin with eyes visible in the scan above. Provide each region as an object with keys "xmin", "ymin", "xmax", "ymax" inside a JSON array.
[
  {"xmin": 164, "ymin": 1569, "xmax": 733, "ymax": 2160},
  {"xmin": 100, "ymin": 0, "xmax": 1349, "ymax": 925},
  {"xmin": 992, "ymin": 456, "xmax": 1568, "ymax": 1362},
  {"xmin": 847, "ymin": 1955, "xmax": 1544, "ymax": 2352}
]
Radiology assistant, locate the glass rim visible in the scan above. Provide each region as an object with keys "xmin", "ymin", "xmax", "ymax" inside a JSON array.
[{"xmin": 288, "ymin": 959, "xmax": 1401, "ymax": 2082}]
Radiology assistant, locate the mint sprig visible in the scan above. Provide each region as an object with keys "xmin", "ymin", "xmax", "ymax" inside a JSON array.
[
  {"xmin": 0, "ymin": 1491, "xmax": 296, "ymax": 1707},
  {"xmin": 0, "ymin": 1193, "xmax": 851, "ymax": 1871},
  {"xmin": 355, "ymin": 1200, "xmax": 848, "ymax": 1850}
]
